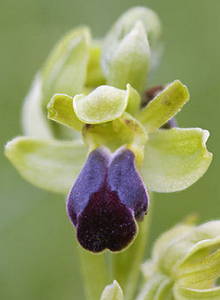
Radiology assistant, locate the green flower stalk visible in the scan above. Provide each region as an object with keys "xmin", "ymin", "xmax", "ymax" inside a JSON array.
[{"xmin": 4, "ymin": 6, "xmax": 213, "ymax": 300}]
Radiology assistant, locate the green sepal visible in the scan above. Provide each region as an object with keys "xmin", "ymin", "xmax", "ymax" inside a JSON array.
[
  {"xmin": 138, "ymin": 80, "xmax": 190, "ymax": 133},
  {"xmin": 105, "ymin": 21, "xmax": 151, "ymax": 92},
  {"xmin": 22, "ymin": 74, "xmax": 53, "ymax": 138},
  {"xmin": 5, "ymin": 137, "xmax": 87, "ymax": 194},
  {"xmin": 73, "ymin": 85, "xmax": 129, "ymax": 124},
  {"xmin": 47, "ymin": 93, "xmax": 83, "ymax": 131},
  {"xmin": 100, "ymin": 281, "xmax": 124, "ymax": 300},
  {"xmin": 142, "ymin": 128, "xmax": 212, "ymax": 192},
  {"xmin": 42, "ymin": 27, "xmax": 90, "ymax": 103}
]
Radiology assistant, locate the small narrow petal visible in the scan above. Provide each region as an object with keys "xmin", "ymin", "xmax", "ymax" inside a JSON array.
[
  {"xmin": 5, "ymin": 137, "xmax": 87, "ymax": 194},
  {"xmin": 47, "ymin": 93, "xmax": 83, "ymax": 131},
  {"xmin": 138, "ymin": 80, "xmax": 189, "ymax": 133},
  {"xmin": 142, "ymin": 128, "xmax": 212, "ymax": 192}
]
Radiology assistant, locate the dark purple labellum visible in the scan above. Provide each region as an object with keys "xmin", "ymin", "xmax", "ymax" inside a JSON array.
[{"xmin": 67, "ymin": 147, "xmax": 149, "ymax": 253}]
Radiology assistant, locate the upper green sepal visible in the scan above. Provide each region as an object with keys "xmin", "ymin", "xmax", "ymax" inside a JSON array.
[
  {"xmin": 100, "ymin": 281, "xmax": 124, "ymax": 300},
  {"xmin": 5, "ymin": 137, "xmax": 87, "ymax": 194},
  {"xmin": 138, "ymin": 80, "xmax": 190, "ymax": 133}
]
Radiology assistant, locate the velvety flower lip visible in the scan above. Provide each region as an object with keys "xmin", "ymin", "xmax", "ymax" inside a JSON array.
[{"xmin": 67, "ymin": 147, "xmax": 149, "ymax": 253}]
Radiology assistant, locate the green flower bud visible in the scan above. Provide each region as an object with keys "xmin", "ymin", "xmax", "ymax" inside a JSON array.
[
  {"xmin": 138, "ymin": 221, "xmax": 220, "ymax": 300},
  {"xmin": 102, "ymin": 6, "xmax": 162, "ymax": 92},
  {"xmin": 100, "ymin": 281, "xmax": 124, "ymax": 300}
]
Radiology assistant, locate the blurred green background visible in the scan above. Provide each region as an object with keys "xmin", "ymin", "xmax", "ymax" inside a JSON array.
[{"xmin": 1, "ymin": 0, "xmax": 220, "ymax": 299}]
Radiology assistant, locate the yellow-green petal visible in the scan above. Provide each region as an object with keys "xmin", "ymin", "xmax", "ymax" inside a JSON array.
[
  {"xmin": 73, "ymin": 85, "xmax": 128, "ymax": 124},
  {"xmin": 5, "ymin": 137, "xmax": 87, "ymax": 194},
  {"xmin": 100, "ymin": 281, "xmax": 124, "ymax": 300},
  {"xmin": 47, "ymin": 93, "xmax": 83, "ymax": 131},
  {"xmin": 138, "ymin": 80, "xmax": 189, "ymax": 133},
  {"xmin": 142, "ymin": 128, "xmax": 212, "ymax": 193}
]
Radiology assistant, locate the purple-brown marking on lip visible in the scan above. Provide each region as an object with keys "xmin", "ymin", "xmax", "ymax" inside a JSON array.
[{"xmin": 66, "ymin": 147, "xmax": 149, "ymax": 252}]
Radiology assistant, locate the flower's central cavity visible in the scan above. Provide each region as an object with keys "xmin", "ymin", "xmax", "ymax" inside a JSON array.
[{"xmin": 67, "ymin": 147, "xmax": 148, "ymax": 252}]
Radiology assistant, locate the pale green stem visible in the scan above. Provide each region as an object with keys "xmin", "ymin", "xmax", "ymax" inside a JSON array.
[
  {"xmin": 112, "ymin": 194, "xmax": 153, "ymax": 300},
  {"xmin": 78, "ymin": 247, "xmax": 110, "ymax": 300}
]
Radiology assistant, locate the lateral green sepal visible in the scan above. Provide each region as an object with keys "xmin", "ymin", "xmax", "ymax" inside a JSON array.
[
  {"xmin": 22, "ymin": 74, "xmax": 53, "ymax": 139},
  {"xmin": 142, "ymin": 128, "xmax": 212, "ymax": 192},
  {"xmin": 5, "ymin": 137, "xmax": 87, "ymax": 194}
]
